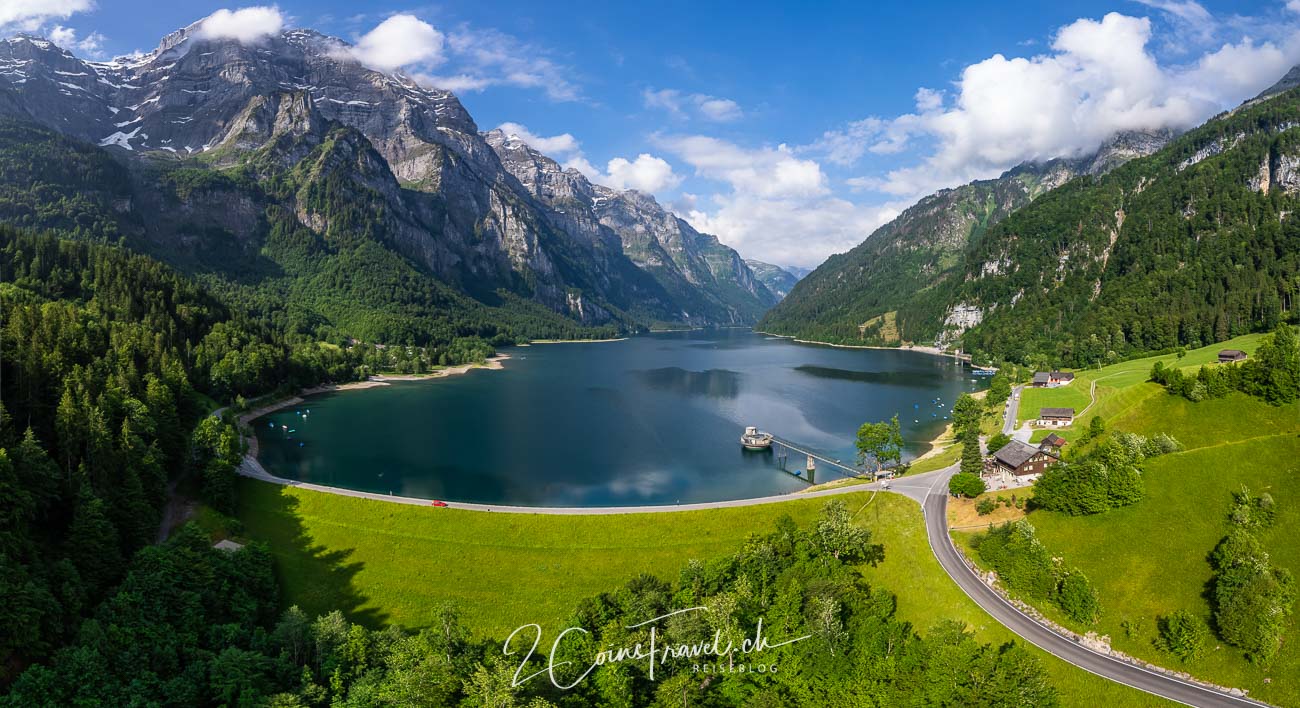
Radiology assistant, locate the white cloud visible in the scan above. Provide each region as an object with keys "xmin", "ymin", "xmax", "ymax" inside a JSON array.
[
  {"xmin": 565, "ymin": 154, "xmax": 682, "ymax": 194},
  {"xmin": 657, "ymin": 134, "xmax": 825, "ymax": 199},
  {"xmin": 649, "ymin": 133, "xmax": 892, "ymax": 266},
  {"xmin": 643, "ymin": 88, "xmax": 744, "ymax": 122},
  {"xmin": 683, "ymin": 193, "xmax": 901, "ymax": 269},
  {"xmin": 1134, "ymin": 0, "xmax": 1216, "ymax": 48},
  {"xmin": 412, "ymin": 73, "xmax": 491, "ymax": 93},
  {"xmin": 821, "ymin": 11, "xmax": 1300, "ymax": 198},
  {"xmin": 348, "ymin": 14, "xmax": 443, "ymax": 72},
  {"xmin": 602, "ymin": 154, "xmax": 682, "ymax": 192},
  {"xmin": 492, "ymin": 122, "xmax": 680, "ymax": 195},
  {"xmin": 1290, "ymin": 0, "xmax": 1300, "ymax": 14},
  {"xmin": 496, "ymin": 122, "xmax": 582, "ymax": 158},
  {"xmin": 438, "ymin": 26, "xmax": 580, "ymax": 101},
  {"xmin": 695, "ymin": 96, "xmax": 742, "ymax": 121},
  {"xmin": 196, "ymin": 6, "xmax": 285, "ymax": 43},
  {"xmin": 48, "ymin": 25, "xmax": 106, "ymax": 57},
  {"xmin": 0, "ymin": 0, "xmax": 91, "ymax": 32}
]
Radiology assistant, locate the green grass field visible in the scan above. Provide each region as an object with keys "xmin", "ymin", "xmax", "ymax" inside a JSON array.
[
  {"xmin": 238, "ymin": 481, "xmax": 1167, "ymax": 706},
  {"xmin": 1014, "ymin": 333, "xmax": 1269, "ymax": 427},
  {"xmin": 962, "ymin": 333, "xmax": 1300, "ymax": 706}
]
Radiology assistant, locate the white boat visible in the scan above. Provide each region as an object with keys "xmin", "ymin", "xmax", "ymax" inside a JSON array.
[{"xmin": 740, "ymin": 426, "xmax": 773, "ymax": 450}]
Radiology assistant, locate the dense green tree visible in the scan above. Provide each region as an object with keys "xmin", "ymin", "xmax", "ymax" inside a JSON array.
[
  {"xmin": 1158, "ymin": 610, "xmax": 1209, "ymax": 661},
  {"xmin": 952, "ymin": 393, "xmax": 983, "ymax": 440},
  {"xmin": 949, "ymin": 472, "xmax": 986, "ymax": 499},
  {"xmin": 855, "ymin": 415, "xmax": 903, "ymax": 475},
  {"xmin": 986, "ymin": 432, "xmax": 1012, "ymax": 453},
  {"xmin": 960, "ymin": 434, "xmax": 984, "ymax": 476},
  {"xmin": 1055, "ymin": 570, "xmax": 1101, "ymax": 624}
]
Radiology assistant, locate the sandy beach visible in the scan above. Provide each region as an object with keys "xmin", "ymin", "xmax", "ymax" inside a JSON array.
[
  {"xmin": 528, "ymin": 337, "xmax": 628, "ymax": 344},
  {"xmin": 371, "ymin": 353, "xmax": 511, "ymax": 381},
  {"xmin": 234, "ymin": 353, "xmax": 512, "ymax": 458}
]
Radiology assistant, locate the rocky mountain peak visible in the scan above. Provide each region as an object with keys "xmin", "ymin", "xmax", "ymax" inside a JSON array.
[{"xmin": 0, "ymin": 19, "xmax": 779, "ymax": 329}]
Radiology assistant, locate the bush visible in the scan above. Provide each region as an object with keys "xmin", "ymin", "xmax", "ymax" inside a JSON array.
[
  {"xmin": 1158, "ymin": 610, "xmax": 1209, "ymax": 661},
  {"xmin": 976, "ymin": 497, "xmax": 997, "ymax": 516},
  {"xmin": 986, "ymin": 433, "xmax": 1012, "ymax": 453},
  {"xmin": 949, "ymin": 473, "xmax": 986, "ymax": 498},
  {"xmin": 1056, "ymin": 569, "xmax": 1101, "ymax": 624}
]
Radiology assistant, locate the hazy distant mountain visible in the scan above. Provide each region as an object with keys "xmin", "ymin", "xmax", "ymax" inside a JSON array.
[{"xmin": 743, "ymin": 260, "xmax": 803, "ymax": 299}]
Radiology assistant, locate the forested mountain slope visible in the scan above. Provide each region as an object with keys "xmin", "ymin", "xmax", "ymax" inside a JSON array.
[
  {"xmin": 953, "ymin": 88, "xmax": 1300, "ymax": 365},
  {"xmin": 759, "ymin": 131, "xmax": 1171, "ymax": 345}
]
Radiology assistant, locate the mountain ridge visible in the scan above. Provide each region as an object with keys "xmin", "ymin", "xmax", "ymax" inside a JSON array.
[
  {"xmin": 758, "ymin": 128, "xmax": 1177, "ymax": 346},
  {"xmin": 0, "ymin": 26, "xmax": 769, "ymax": 339}
]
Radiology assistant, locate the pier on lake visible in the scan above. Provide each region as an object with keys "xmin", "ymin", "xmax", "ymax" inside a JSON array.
[{"xmin": 767, "ymin": 435, "xmax": 880, "ymax": 484}]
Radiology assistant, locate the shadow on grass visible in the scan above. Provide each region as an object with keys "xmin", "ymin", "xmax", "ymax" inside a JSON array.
[{"xmin": 237, "ymin": 480, "xmax": 389, "ymax": 628}]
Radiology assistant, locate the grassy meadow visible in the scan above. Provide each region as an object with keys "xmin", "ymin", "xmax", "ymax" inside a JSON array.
[
  {"xmin": 960, "ymin": 333, "xmax": 1300, "ymax": 706},
  {"xmin": 237, "ymin": 481, "xmax": 1167, "ymax": 706}
]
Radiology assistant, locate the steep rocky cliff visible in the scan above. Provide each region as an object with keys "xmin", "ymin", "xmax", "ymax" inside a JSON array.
[
  {"xmin": 0, "ymin": 27, "xmax": 759, "ymax": 330},
  {"xmin": 485, "ymin": 128, "xmax": 776, "ymax": 323}
]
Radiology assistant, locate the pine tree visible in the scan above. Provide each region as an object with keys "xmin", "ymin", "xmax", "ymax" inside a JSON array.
[
  {"xmin": 63, "ymin": 485, "xmax": 123, "ymax": 595},
  {"xmin": 961, "ymin": 434, "xmax": 984, "ymax": 476}
]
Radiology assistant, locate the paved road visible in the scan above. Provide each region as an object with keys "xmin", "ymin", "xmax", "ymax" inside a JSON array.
[
  {"xmin": 238, "ymin": 452, "xmax": 940, "ymax": 514},
  {"xmin": 1002, "ymin": 384, "xmax": 1024, "ymax": 435},
  {"xmin": 914, "ymin": 380, "xmax": 1267, "ymax": 707},
  {"xmin": 923, "ymin": 485, "xmax": 1265, "ymax": 707}
]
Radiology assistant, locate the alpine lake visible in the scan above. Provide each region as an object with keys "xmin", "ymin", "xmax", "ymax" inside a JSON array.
[{"xmin": 254, "ymin": 330, "xmax": 987, "ymax": 506}]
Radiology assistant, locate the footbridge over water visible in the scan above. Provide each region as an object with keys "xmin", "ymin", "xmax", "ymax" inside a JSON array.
[{"xmin": 767, "ymin": 435, "xmax": 888, "ymax": 484}]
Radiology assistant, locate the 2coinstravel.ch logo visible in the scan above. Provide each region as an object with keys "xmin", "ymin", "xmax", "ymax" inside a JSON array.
[{"xmin": 504, "ymin": 607, "xmax": 811, "ymax": 689}]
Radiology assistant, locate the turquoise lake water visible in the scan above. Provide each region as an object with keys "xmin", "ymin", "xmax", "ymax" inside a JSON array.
[{"xmin": 254, "ymin": 330, "xmax": 986, "ymax": 506}]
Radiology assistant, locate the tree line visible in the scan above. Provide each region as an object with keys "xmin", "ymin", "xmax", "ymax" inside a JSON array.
[{"xmin": 2, "ymin": 502, "xmax": 1061, "ymax": 707}]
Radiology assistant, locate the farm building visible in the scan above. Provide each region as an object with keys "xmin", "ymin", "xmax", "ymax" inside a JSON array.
[
  {"xmin": 1031, "ymin": 371, "xmax": 1076, "ymax": 388},
  {"xmin": 984, "ymin": 439, "xmax": 1061, "ymax": 487},
  {"xmin": 1037, "ymin": 407, "xmax": 1075, "ymax": 427}
]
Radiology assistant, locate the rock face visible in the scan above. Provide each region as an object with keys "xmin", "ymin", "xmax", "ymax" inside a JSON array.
[
  {"xmin": 485, "ymin": 128, "xmax": 775, "ymax": 323},
  {"xmin": 743, "ymin": 260, "xmax": 801, "ymax": 299},
  {"xmin": 0, "ymin": 28, "xmax": 765, "ymax": 327},
  {"xmin": 758, "ymin": 129, "xmax": 1174, "ymax": 345}
]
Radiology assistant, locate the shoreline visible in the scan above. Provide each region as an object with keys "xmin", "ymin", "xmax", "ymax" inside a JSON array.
[
  {"xmin": 232, "ymin": 332, "xmax": 963, "ymax": 513},
  {"xmin": 236, "ymin": 456, "xmax": 891, "ymax": 515},
  {"xmin": 234, "ymin": 353, "xmax": 511, "ymax": 459},
  {"xmin": 753, "ymin": 330, "xmax": 969, "ymax": 361},
  {"xmin": 528, "ymin": 337, "xmax": 628, "ymax": 344}
]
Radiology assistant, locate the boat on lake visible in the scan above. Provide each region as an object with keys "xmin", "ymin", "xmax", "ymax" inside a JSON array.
[{"xmin": 740, "ymin": 426, "xmax": 774, "ymax": 450}]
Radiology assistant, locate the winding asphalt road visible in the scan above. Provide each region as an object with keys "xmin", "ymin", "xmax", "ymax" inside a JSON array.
[
  {"xmin": 922, "ymin": 480, "xmax": 1266, "ymax": 707},
  {"xmin": 234, "ymin": 389, "xmax": 1271, "ymax": 705}
]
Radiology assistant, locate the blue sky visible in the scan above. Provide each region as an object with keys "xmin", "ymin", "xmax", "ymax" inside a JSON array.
[{"xmin": 7, "ymin": 1, "xmax": 1300, "ymax": 267}]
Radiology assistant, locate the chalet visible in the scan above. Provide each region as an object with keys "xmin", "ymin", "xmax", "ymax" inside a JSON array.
[
  {"xmin": 1037, "ymin": 407, "xmax": 1075, "ymax": 427},
  {"xmin": 1218, "ymin": 349, "xmax": 1248, "ymax": 364},
  {"xmin": 1039, "ymin": 433, "xmax": 1068, "ymax": 453},
  {"xmin": 1032, "ymin": 371, "xmax": 1076, "ymax": 388},
  {"xmin": 985, "ymin": 439, "xmax": 1060, "ymax": 486}
]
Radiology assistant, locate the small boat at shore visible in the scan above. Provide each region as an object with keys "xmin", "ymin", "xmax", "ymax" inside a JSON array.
[{"xmin": 740, "ymin": 426, "xmax": 774, "ymax": 450}]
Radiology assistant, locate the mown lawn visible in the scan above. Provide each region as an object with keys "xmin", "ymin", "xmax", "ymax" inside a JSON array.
[
  {"xmin": 1017, "ymin": 384, "xmax": 1093, "ymax": 425},
  {"xmin": 238, "ymin": 481, "xmax": 1167, "ymax": 706}
]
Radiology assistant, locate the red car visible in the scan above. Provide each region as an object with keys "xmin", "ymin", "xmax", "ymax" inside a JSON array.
[{"xmin": 430, "ymin": 500, "xmax": 448, "ymax": 507}]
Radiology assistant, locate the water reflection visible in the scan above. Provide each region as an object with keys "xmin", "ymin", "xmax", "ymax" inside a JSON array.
[
  {"xmin": 635, "ymin": 367, "xmax": 743, "ymax": 398},
  {"xmin": 794, "ymin": 365, "xmax": 944, "ymax": 387}
]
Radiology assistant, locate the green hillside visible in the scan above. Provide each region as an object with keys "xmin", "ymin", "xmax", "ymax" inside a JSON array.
[{"xmin": 959, "ymin": 335, "xmax": 1300, "ymax": 706}]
